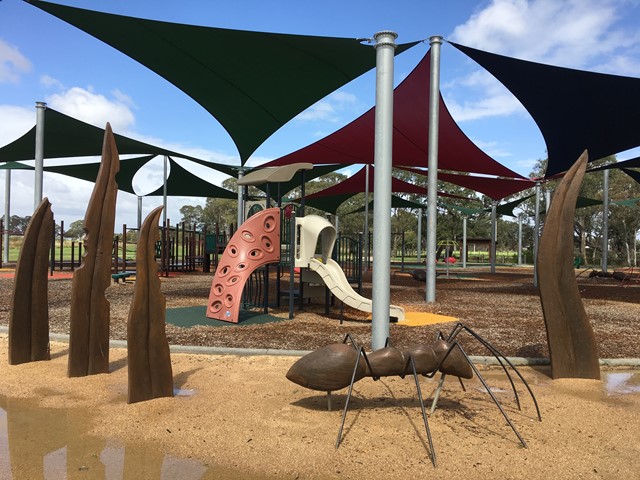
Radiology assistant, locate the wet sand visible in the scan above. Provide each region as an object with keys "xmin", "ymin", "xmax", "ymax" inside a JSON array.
[{"xmin": 1, "ymin": 335, "xmax": 639, "ymax": 479}]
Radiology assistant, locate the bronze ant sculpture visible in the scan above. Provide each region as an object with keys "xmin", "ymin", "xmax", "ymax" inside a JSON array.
[{"xmin": 286, "ymin": 323, "xmax": 542, "ymax": 467}]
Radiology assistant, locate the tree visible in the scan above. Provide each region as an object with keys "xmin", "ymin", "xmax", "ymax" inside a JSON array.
[
  {"xmin": 9, "ymin": 215, "xmax": 31, "ymax": 234},
  {"xmin": 179, "ymin": 205, "xmax": 204, "ymax": 228},
  {"xmin": 64, "ymin": 220, "xmax": 85, "ymax": 240}
]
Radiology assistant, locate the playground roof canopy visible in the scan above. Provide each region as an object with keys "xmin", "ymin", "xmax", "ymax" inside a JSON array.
[
  {"xmin": 238, "ymin": 163, "xmax": 313, "ymax": 186},
  {"xmin": 29, "ymin": 0, "xmax": 418, "ymax": 165}
]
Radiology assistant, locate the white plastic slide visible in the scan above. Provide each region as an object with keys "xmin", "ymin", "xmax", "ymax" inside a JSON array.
[{"xmin": 309, "ymin": 258, "xmax": 405, "ymax": 321}]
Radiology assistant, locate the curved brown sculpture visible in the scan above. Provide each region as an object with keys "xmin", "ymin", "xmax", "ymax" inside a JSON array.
[
  {"xmin": 8, "ymin": 198, "xmax": 54, "ymax": 364},
  {"xmin": 127, "ymin": 206, "xmax": 173, "ymax": 403},
  {"xmin": 538, "ymin": 150, "xmax": 600, "ymax": 379},
  {"xmin": 68, "ymin": 123, "xmax": 120, "ymax": 377}
]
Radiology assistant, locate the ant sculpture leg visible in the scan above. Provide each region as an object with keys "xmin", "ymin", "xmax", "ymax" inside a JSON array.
[
  {"xmin": 336, "ymin": 345, "xmax": 373, "ymax": 448},
  {"xmin": 425, "ymin": 335, "xmax": 530, "ymax": 449},
  {"xmin": 446, "ymin": 323, "xmax": 542, "ymax": 422},
  {"xmin": 336, "ymin": 339, "xmax": 437, "ymax": 467},
  {"xmin": 406, "ymin": 354, "xmax": 437, "ymax": 467}
]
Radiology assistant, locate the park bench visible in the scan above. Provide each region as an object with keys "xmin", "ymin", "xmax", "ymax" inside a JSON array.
[{"xmin": 111, "ymin": 271, "xmax": 136, "ymax": 284}]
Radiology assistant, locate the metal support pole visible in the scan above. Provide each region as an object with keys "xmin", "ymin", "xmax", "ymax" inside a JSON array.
[
  {"xmin": 34, "ymin": 101, "xmax": 46, "ymax": 210},
  {"xmin": 417, "ymin": 209, "xmax": 422, "ymax": 262},
  {"xmin": 462, "ymin": 215, "xmax": 467, "ymax": 269},
  {"xmin": 137, "ymin": 196, "xmax": 143, "ymax": 230},
  {"xmin": 426, "ymin": 36, "xmax": 443, "ymax": 303},
  {"xmin": 237, "ymin": 169, "xmax": 244, "ymax": 227},
  {"xmin": 533, "ymin": 182, "xmax": 541, "ymax": 287},
  {"xmin": 371, "ymin": 30, "xmax": 397, "ymax": 351},
  {"xmin": 364, "ymin": 164, "xmax": 370, "ymax": 271},
  {"xmin": 491, "ymin": 202, "xmax": 497, "ymax": 273},
  {"xmin": 602, "ymin": 169, "xmax": 609, "ymax": 272},
  {"xmin": 4, "ymin": 169, "xmax": 10, "ymax": 264},
  {"xmin": 518, "ymin": 215, "xmax": 523, "ymax": 265},
  {"xmin": 162, "ymin": 156, "xmax": 168, "ymax": 226}
]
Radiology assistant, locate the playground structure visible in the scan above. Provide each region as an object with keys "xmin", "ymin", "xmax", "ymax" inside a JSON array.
[
  {"xmin": 286, "ymin": 325, "xmax": 541, "ymax": 467},
  {"xmin": 206, "ymin": 208, "xmax": 281, "ymax": 322},
  {"xmin": 294, "ymin": 215, "xmax": 404, "ymax": 321},
  {"xmin": 206, "ymin": 209, "xmax": 404, "ymax": 323}
]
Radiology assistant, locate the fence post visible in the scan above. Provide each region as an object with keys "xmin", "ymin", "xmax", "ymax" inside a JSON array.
[
  {"xmin": 59, "ymin": 220, "xmax": 64, "ymax": 270},
  {"xmin": 50, "ymin": 218, "xmax": 55, "ymax": 276},
  {"xmin": 0, "ymin": 218, "xmax": 3, "ymax": 269},
  {"xmin": 122, "ymin": 224, "xmax": 127, "ymax": 272}
]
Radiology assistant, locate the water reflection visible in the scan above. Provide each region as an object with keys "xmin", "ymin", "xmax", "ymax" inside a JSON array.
[
  {"xmin": 604, "ymin": 372, "xmax": 640, "ymax": 396},
  {"xmin": 0, "ymin": 396, "xmax": 244, "ymax": 480}
]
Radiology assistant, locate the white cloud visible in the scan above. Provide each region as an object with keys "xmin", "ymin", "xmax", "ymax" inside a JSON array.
[
  {"xmin": 0, "ymin": 105, "xmax": 34, "ymax": 146},
  {"xmin": 294, "ymin": 90, "xmax": 360, "ymax": 123},
  {"xmin": 443, "ymin": 70, "xmax": 526, "ymax": 121},
  {"xmin": 472, "ymin": 139, "xmax": 511, "ymax": 158},
  {"xmin": 450, "ymin": 0, "xmax": 640, "ymax": 71},
  {"xmin": 446, "ymin": 0, "xmax": 640, "ymax": 127},
  {"xmin": 0, "ymin": 39, "xmax": 31, "ymax": 83},
  {"xmin": 45, "ymin": 86, "xmax": 135, "ymax": 132},
  {"xmin": 40, "ymin": 74, "xmax": 65, "ymax": 90}
]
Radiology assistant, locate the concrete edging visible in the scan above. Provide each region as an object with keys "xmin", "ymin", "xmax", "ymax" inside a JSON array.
[{"xmin": 1, "ymin": 326, "xmax": 639, "ymax": 366}]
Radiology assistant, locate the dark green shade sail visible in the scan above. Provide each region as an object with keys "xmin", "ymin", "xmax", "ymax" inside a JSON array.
[
  {"xmin": 145, "ymin": 158, "xmax": 237, "ymax": 199},
  {"xmin": 346, "ymin": 195, "xmax": 427, "ymax": 215},
  {"xmin": 0, "ymin": 108, "xmax": 221, "ymax": 166},
  {"xmin": 45, "ymin": 155, "xmax": 155, "ymax": 195},
  {"xmin": 451, "ymin": 41, "xmax": 640, "ymax": 178},
  {"xmin": 441, "ymin": 202, "xmax": 486, "ymax": 216},
  {"xmin": 29, "ymin": 1, "xmax": 419, "ymax": 164}
]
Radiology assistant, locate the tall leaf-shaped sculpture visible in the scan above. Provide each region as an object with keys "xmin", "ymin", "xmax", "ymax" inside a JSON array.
[
  {"xmin": 67, "ymin": 123, "xmax": 119, "ymax": 377},
  {"xmin": 8, "ymin": 198, "xmax": 54, "ymax": 364},
  {"xmin": 127, "ymin": 206, "xmax": 174, "ymax": 403},
  {"xmin": 538, "ymin": 150, "xmax": 600, "ymax": 379}
]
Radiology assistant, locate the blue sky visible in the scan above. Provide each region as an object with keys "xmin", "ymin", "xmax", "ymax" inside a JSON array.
[{"xmin": 1, "ymin": 0, "xmax": 640, "ymax": 227}]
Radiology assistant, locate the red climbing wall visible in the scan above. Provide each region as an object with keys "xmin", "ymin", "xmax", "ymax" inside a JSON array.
[{"xmin": 206, "ymin": 208, "xmax": 281, "ymax": 323}]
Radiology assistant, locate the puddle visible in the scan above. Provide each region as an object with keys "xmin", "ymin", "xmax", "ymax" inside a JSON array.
[
  {"xmin": 603, "ymin": 372, "xmax": 640, "ymax": 396},
  {"xmin": 174, "ymin": 388, "xmax": 197, "ymax": 397},
  {"xmin": 0, "ymin": 395, "xmax": 267, "ymax": 479}
]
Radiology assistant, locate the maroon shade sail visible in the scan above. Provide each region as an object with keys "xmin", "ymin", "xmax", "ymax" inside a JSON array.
[
  {"xmin": 264, "ymin": 51, "xmax": 524, "ymax": 179},
  {"xmin": 300, "ymin": 166, "xmax": 469, "ymax": 214},
  {"xmin": 305, "ymin": 166, "xmax": 468, "ymax": 200},
  {"xmin": 400, "ymin": 167, "xmax": 535, "ymax": 200}
]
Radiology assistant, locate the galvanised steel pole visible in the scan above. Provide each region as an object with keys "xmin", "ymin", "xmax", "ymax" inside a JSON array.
[
  {"xmin": 490, "ymin": 202, "xmax": 497, "ymax": 273},
  {"xmin": 364, "ymin": 163, "xmax": 370, "ymax": 270},
  {"xmin": 417, "ymin": 208, "xmax": 422, "ymax": 262},
  {"xmin": 137, "ymin": 196, "xmax": 143, "ymax": 230},
  {"xmin": 34, "ymin": 101, "xmax": 46, "ymax": 210},
  {"xmin": 602, "ymin": 168, "xmax": 609, "ymax": 272},
  {"xmin": 4, "ymin": 169, "xmax": 10, "ymax": 264},
  {"xmin": 533, "ymin": 182, "xmax": 541, "ymax": 287},
  {"xmin": 237, "ymin": 169, "xmax": 244, "ymax": 227},
  {"xmin": 426, "ymin": 36, "xmax": 442, "ymax": 303},
  {"xmin": 162, "ymin": 155, "xmax": 168, "ymax": 226},
  {"xmin": 518, "ymin": 214, "xmax": 523, "ymax": 265},
  {"xmin": 462, "ymin": 215, "xmax": 467, "ymax": 269},
  {"xmin": 371, "ymin": 30, "xmax": 397, "ymax": 351}
]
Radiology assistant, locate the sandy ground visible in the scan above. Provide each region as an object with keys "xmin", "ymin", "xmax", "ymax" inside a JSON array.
[
  {"xmin": 1, "ymin": 335, "xmax": 639, "ymax": 480},
  {"xmin": 1, "ymin": 267, "xmax": 640, "ymax": 478}
]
